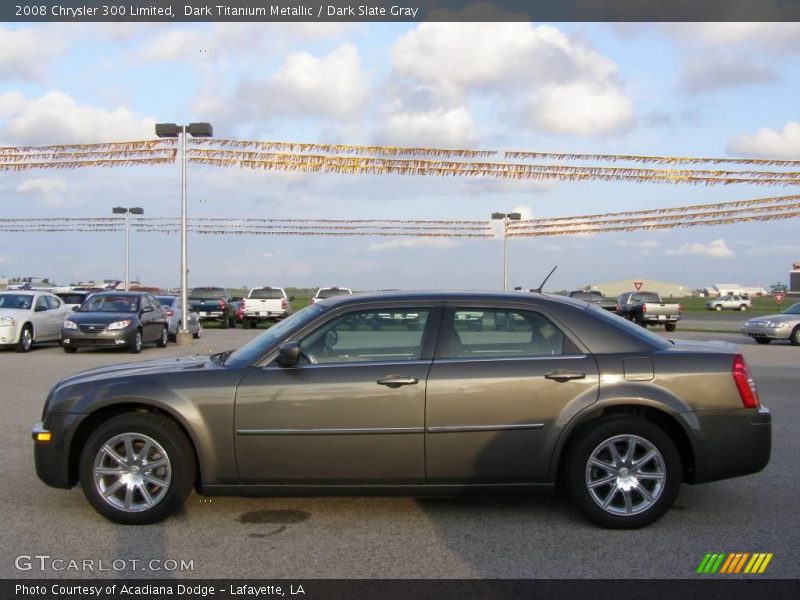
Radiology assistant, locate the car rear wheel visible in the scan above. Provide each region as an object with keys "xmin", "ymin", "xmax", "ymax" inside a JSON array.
[
  {"xmin": 221, "ymin": 317, "xmax": 229, "ymax": 329},
  {"xmin": 664, "ymin": 323, "xmax": 676, "ymax": 332},
  {"xmin": 16, "ymin": 325, "xmax": 33, "ymax": 353},
  {"xmin": 129, "ymin": 330, "xmax": 143, "ymax": 354},
  {"xmin": 192, "ymin": 324, "xmax": 202, "ymax": 339},
  {"xmin": 791, "ymin": 326, "xmax": 800, "ymax": 346},
  {"xmin": 739, "ymin": 305, "xmax": 747, "ymax": 311},
  {"xmin": 568, "ymin": 417, "xmax": 681, "ymax": 529},
  {"xmin": 79, "ymin": 412, "xmax": 195, "ymax": 524},
  {"xmin": 754, "ymin": 337, "xmax": 771, "ymax": 345},
  {"xmin": 156, "ymin": 326, "xmax": 168, "ymax": 348},
  {"xmin": 249, "ymin": 320, "xmax": 257, "ymax": 329},
  {"xmin": 715, "ymin": 305, "xmax": 722, "ymax": 311}
]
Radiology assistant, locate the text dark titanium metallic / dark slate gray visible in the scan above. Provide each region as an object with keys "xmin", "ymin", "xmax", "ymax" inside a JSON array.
[{"xmin": 32, "ymin": 291, "xmax": 771, "ymax": 528}]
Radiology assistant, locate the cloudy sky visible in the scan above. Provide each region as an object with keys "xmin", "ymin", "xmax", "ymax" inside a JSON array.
[{"xmin": 1, "ymin": 21, "xmax": 799, "ymax": 291}]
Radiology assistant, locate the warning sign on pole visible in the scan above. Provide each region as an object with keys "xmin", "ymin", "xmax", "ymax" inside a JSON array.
[
  {"xmin": 773, "ymin": 291, "xmax": 785, "ymax": 304},
  {"xmin": 634, "ymin": 281, "xmax": 644, "ymax": 291}
]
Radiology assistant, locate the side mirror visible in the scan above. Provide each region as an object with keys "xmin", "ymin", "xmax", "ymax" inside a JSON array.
[
  {"xmin": 276, "ymin": 341, "xmax": 301, "ymax": 366},
  {"xmin": 72, "ymin": 306, "xmax": 80, "ymax": 312},
  {"xmin": 288, "ymin": 296, "xmax": 295, "ymax": 301}
]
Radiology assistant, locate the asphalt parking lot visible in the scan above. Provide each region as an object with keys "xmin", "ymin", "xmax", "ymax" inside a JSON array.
[{"xmin": 1, "ymin": 327, "xmax": 797, "ymax": 579}]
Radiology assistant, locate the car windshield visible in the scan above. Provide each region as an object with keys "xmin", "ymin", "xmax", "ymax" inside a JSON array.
[
  {"xmin": 586, "ymin": 305, "xmax": 672, "ymax": 349},
  {"xmin": 225, "ymin": 304, "xmax": 325, "ymax": 366},
  {"xmin": 249, "ymin": 289, "xmax": 283, "ymax": 299},
  {"xmin": 783, "ymin": 302, "xmax": 800, "ymax": 315},
  {"xmin": 155, "ymin": 296, "xmax": 177, "ymax": 307},
  {"xmin": 0, "ymin": 294, "xmax": 33, "ymax": 310},
  {"xmin": 80, "ymin": 295, "xmax": 140, "ymax": 313},
  {"xmin": 189, "ymin": 288, "xmax": 226, "ymax": 299},
  {"xmin": 317, "ymin": 288, "xmax": 350, "ymax": 299}
]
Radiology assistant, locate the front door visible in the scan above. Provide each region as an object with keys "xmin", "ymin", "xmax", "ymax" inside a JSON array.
[
  {"xmin": 425, "ymin": 305, "xmax": 599, "ymax": 483},
  {"xmin": 234, "ymin": 306, "xmax": 438, "ymax": 484}
]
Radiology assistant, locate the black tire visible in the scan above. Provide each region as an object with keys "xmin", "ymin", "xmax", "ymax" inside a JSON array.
[
  {"xmin": 249, "ymin": 320, "xmax": 257, "ymax": 329},
  {"xmin": 664, "ymin": 323, "xmax": 676, "ymax": 332},
  {"xmin": 568, "ymin": 417, "xmax": 681, "ymax": 529},
  {"xmin": 790, "ymin": 326, "xmax": 800, "ymax": 347},
  {"xmin": 78, "ymin": 412, "xmax": 196, "ymax": 525},
  {"xmin": 192, "ymin": 325, "xmax": 202, "ymax": 339},
  {"xmin": 156, "ymin": 326, "xmax": 168, "ymax": 348},
  {"xmin": 63, "ymin": 346, "xmax": 78, "ymax": 353},
  {"xmin": 16, "ymin": 324, "xmax": 33, "ymax": 353},
  {"xmin": 129, "ymin": 329, "xmax": 143, "ymax": 354},
  {"xmin": 221, "ymin": 317, "xmax": 229, "ymax": 329},
  {"xmin": 754, "ymin": 337, "xmax": 771, "ymax": 345}
]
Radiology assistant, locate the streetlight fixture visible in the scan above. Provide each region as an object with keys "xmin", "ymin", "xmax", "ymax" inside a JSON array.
[
  {"xmin": 155, "ymin": 122, "xmax": 213, "ymax": 345},
  {"xmin": 491, "ymin": 211, "xmax": 522, "ymax": 290},
  {"xmin": 112, "ymin": 206, "xmax": 144, "ymax": 291}
]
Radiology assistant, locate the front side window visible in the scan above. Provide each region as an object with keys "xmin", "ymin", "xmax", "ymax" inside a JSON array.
[
  {"xmin": 443, "ymin": 308, "xmax": 568, "ymax": 359},
  {"xmin": 298, "ymin": 308, "xmax": 430, "ymax": 364}
]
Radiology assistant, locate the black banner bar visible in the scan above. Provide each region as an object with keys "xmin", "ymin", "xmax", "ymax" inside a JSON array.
[
  {"xmin": 3, "ymin": 579, "xmax": 799, "ymax": 600},
  {"xmin": 3, "ymin": 1, "xmax": 800, "ymax": 23}
]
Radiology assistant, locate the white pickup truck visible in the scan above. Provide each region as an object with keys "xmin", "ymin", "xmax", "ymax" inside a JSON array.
[{"xmin": 240, "ymin": 287, "xmax": 293, "ymax": 328}]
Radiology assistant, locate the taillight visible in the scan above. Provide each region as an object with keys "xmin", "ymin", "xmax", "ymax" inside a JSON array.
[
  {"xmin": 166, "ymin": 310, "xmax": 174, "ymax": 317},
  {"xmin": 732, "ymin": 354, "xmax": 760, "ymax": 409},
  {"xmin": 219, "ymin": 300, "xmax": 226, "ymax": 310},
  {"xmin": 642, "ymin": 304, "xmax": 647, "ymax": 314},
  {"xmin": 241, "ymin": 299, "xmax": 246, "ymax": 310},
  {"xmin": 281, "ymin": 298, "xmax": 287, "ymax": 309},
  {"xmin": 678, "ymin": 304, "xmax": 683, "ymax": 313}
]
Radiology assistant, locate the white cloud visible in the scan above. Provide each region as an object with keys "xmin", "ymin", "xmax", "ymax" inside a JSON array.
[
  {"xmin": 0, "ymin": 26, "xmax": 71, "ymax": 80},
  {"xmin": 665, "ymin": 23, "xmax": 800, "ymax": 54},
  {"xmin": 667, "ymin": 239, "xmax": 735, "ymax": 258},
  {"xmin": 390, "ymin": 23, "xmax": 634, "ymax": 137},
  {"xmin": 137, "ymin": 28, "xmax": 203, "ymax": 61},
  {"xmin": 377, "ymin": 106, "xmax": 475, "ymax": 147},
  {"xmin": 677, "ymin": 55, "xmax": 775, "ymax": 93},
  {"xmin": 727, "ymin": 121, "xmax": 800, "ymax": 159},
  {"xmin": 16, "ymin": 178, "xmax": 70, "ymax": 207},
  {"xmin": 367, "ymin": 238, "xmax": 458, "ymax": 251},
  {"xmin": 241, "ymin": 44, "xmax": 367, "ymax": 120}
]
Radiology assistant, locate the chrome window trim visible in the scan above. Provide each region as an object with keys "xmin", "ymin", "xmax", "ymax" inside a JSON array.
[
  {"xmin": 433, "ymin": 354, "xmax": 588, "ymax": 364},
  {"xmin": 263, "ymin": 359, "xmax": 433, "ymax": 371}
]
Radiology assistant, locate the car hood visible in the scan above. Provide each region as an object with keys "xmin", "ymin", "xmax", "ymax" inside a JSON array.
[
  {"xmin": 746, "ymin": 314, "xmax": 799, "ymax": 324},
  {"xmin": 67, "ymin": 312, "xmax": 137, "ymax": 325},
  {"xmin": 55, "ymin": 354, "xmax": 216, "ymax": 387},
  {"xmin": 0, "ymin": 308, "xmax": 30, "ymax": 318}
]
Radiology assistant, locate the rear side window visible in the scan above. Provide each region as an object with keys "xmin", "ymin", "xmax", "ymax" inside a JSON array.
[
  {"xmin": 45, "ymin": 296, "xmax": 61, "ymax": 310},
  {"xmin": 249, "ymin": 288, "xmax": 284, "ymax": 299},
  {"xmin": 443, "ymin": 308, "xmax": 572, "ymax": 359}
]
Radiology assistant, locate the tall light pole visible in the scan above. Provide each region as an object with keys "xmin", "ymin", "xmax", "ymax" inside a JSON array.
[
  {"xmin": 155, "ymin": 122, "xmax": 213, "ymax": 345},
  {"xmin": 112, "ymin": 206, "xmax": 144, "ymax": 291},
  {"xmin": 491, "ymin": 211, "xmax": 521, "ymax": 290}
]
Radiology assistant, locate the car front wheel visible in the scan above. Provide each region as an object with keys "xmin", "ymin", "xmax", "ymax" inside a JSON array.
[
  {"xmin": 79, "ymin": 412, "xmax": 196, "ymax": 524},
  {"xmin": 16, "ymin": 325, "xmax": 33, "ymax": 353},
  {"xmin": 791, "ymin": 326, "xmax": 800, "ymax": 347},
  {"xmin": 715, "ymin": 305, "xmax": 722, "ymax": 311},
  {"xmin": 568, "ymin": 417, "xmax": 681, "ymax": 529},
  {"xmin": 129, "ymin": 330, "xmax": 143, "ymax": 354},
  {"xmin": 156, "ymin": 326, "xmax": 168, "ymax": 348}
]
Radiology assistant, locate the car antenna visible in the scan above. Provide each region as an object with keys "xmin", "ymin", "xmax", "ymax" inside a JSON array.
[{"xmin": 532, "ymin": 265, "xmax": 558, "ymax": 293}]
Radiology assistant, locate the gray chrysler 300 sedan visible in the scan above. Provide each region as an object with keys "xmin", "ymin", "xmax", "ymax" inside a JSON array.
[{"xmin": 32, "ymin": 291, "xmax": 771, "ymax": 528}]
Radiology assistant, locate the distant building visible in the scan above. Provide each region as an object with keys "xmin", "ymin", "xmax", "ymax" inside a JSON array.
[
  {"xmin": 791, "ymin": 262, "xmax": 800, "ymax": 293},
  {"xmin": 704, "ymin": 284, "xmax": 769, "ymax": 297},
  {"xmin": 0, "ymin": 277, "xmax": 7, "ymax": 290},
  {"xmin": 585, "ymin": 278, "xmax": 692, "ymax": 299}
]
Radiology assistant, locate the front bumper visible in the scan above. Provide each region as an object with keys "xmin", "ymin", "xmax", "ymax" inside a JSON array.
[
  {"xmin": 0, "ymin": 323, "xmax": 22, "ymax": 346},
  {"xmin": 742, "ymin": 325, "xmax": 792, "ymax": 340},
  {"xmin": 33, "ymin": 413, "xmax": 87, "ymax": 489},
  {"xmin": 690, "ymin": 407, "xmax": 771, "ymax": 484},
  {"xmin": 61, "ymin": 326, "xmax": 134, "ymax": 348}
]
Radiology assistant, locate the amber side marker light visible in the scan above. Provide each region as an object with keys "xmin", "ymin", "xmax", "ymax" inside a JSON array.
[{"xmin": 36, "ymin": 432, "xmax": 52, "ymax": 442}]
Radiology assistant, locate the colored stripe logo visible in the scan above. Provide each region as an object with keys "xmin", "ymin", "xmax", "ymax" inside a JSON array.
[{"xmin": 696, "ymin": 552, "xmax": 773, "ymax": 574}]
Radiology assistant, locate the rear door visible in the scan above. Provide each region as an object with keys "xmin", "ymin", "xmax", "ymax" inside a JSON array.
[
  {"xmin": 234, "ymin": 304, "xmax": 441, "ymax": 483},
  {"xmin": 425, "ymin": 304, "xmax": 599, "ymax": 483}
]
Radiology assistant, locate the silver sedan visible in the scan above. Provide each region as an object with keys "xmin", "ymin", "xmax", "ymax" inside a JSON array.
[
  {"xmin": 742, "ymin": 301, "xmax": 800, "ymax": 345},
  {"xmin": 0, "ymin": 291, "xmax": 72, "ymax": 352},
  {"xmin": 155, "ymin": 296, "xmax": 202, "ymax": 341}
]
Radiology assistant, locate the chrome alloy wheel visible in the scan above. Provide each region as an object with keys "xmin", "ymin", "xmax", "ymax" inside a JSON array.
[
  {"xmin": 92, "ymin": 433, "xmax": 171, "ymax": 512},
  {"xmin": 585, "ymin": 434, "xmax": 666, "ymax": 516}
]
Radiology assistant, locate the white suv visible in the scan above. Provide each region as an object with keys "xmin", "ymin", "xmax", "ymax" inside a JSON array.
[
  {"xmin": 241, "ymin": 287, "xmax": 293, "ymax": 328},
  {"xmin": 706, "ymin": 294, "xmax": 752, "ymax": 311}
]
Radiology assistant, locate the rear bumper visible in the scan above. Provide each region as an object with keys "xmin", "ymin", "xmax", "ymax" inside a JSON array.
[
  {"xmin": 243, "ymin": 311, "xmax": 289, "ymax": 320},
  {"xmin": 689, "ymin": 407, "xmax": 771, "ymax": 484}
]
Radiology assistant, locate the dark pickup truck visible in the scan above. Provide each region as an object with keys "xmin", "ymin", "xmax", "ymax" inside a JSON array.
[
  {"xmin": 616, "ymin": 291, "xmax": 682, "ymax": 332},
  {"xmin": 187, "ymin": 287, "xmax": 237, "ymax": 328},
  {"xmin": 567, "ymin": 290, "xmax": 617, "ymax": 311}
]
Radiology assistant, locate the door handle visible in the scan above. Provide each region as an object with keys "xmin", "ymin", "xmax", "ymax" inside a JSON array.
[
  {"xmin": 377, "ymin": 375, "xmax": 419, "ymax": 387},
  {"xmin": 544, "ymin": 370, "xmax": 586, "ymax": 383}
]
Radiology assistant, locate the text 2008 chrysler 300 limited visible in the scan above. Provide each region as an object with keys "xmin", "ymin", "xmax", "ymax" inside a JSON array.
[{"xmin": 33, "ymin": 292, "xmax": 771, "ymax": 529}]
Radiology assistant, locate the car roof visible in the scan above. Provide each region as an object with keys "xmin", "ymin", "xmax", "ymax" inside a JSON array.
[
  {"xmin": 88, "ymin": 291, "xmax": 150, "ymax": 297},
  {"xmin": 317, "ymin": 290, "xmax": 586, "ymax": 308}
]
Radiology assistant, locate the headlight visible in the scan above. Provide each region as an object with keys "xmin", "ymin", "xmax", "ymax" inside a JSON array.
[
  {"xmin": 107, "ymin": 319, "xmax": 132, "ymax": 330},
  {"xmin": 0, "ymin": 317, "xmax": 16, "ymax": 327},
  {"xmin": 62, "ymin": 320, "xmax": 77, "ymax": 330}
]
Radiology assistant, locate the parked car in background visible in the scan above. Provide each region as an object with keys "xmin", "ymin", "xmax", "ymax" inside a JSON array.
[
  {"xmin": 311, "ymin": 287, "xmax": 353, "ymax": 304},
  {"xmin": 188, "ymin": 287, "xmax": 237, "ymax": 329},
  {"xmin": 706, "ymin": 294, "xmax": 752, "ymax": 311},
  {"xmin": 616, "ymin": 291, "xmax": 682, "ymax": 332},
  {"xmin": 61, "ymin": 291, "xmax": 169, "ymax": 354},
  {"xmin": 0, "ymin": 291, "xmax": 72, "ymax": 352},
  {"xmin": 54, "ymin": 290, "xmax": 97, "ymax": 310},
  {"xmin": 155, "ymin": 296, "xmax": 202, "ymax": 341},
  {"xmin": 568, "ymin": 290, "xmax": 617, "ymax": 311},
  {"xmin": 741, "ymin": 301, "xmax": 800, "ymax": 345},
  {"xmin": 241, "ymin": 286, "xmax": 293, "ymax": 328},
  {"xmin": 34, "ymin": 291, "xmax": 770, "ymax": 529}
]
